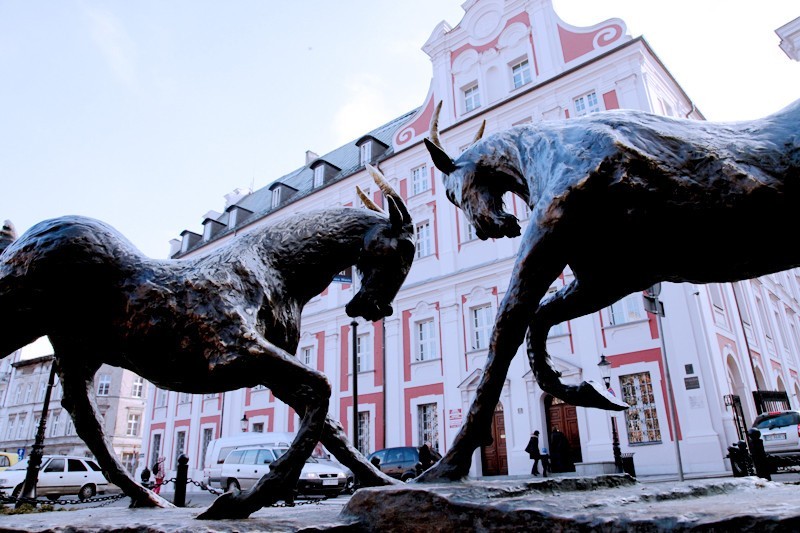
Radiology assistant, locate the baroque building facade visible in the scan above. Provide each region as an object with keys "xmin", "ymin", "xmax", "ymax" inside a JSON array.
[
  {"xmin": 0, "ymin": 349, "xmax": 148, "ymax": 474},
  {"xmin": 141, "ymin": 0, "xmax": 800, "ymax": 486}
]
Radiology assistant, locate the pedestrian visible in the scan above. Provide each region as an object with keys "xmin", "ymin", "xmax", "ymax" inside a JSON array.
[
  {"xmin": 550, "ymin": 427, "xmax": 572, "ymax": 473},
  {"xmin": 416, "ymin": 442, "xmax": 441, "ymax": 476},
  {"xmin": 525, "ymin": 430, "xmax": 541, "ymax": 475},
  {"xmin": 152, "ymin": 456, "xmax": 165, "ymax": 495}
]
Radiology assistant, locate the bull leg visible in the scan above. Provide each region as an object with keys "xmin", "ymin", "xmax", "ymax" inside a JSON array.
[
  {"xmin": 59, "ymin": 363, "xmax": 172, "ymax": 508},
  {"xmin": 319, "ymin": 416, "xmax": 398, "ymax": 488},
  {"xmin": 526, "ymin": 279, "xmax": 628, "ymax": 411},
  {"xmin": 416, "ymin": 221, "xmax": 565, "ymax": 482},
  {"xmin": 0, "ymin": 272, "xmax": 44, "ymax": 357},
  {"xmin": 198, "ymin": 336, "xmax": 330, "ymax": 520}
]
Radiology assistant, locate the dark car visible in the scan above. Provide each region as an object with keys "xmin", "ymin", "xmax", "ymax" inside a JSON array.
[{"xmin": 367, "ymin": 446, "xmax": 441, "ymax": 481}]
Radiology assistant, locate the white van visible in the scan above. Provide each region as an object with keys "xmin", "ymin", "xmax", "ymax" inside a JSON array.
[{"xmin": 203, "ymin": 432, "xmax": 294, "ymax": 488}]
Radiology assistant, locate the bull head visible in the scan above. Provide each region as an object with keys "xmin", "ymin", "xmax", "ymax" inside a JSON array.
[{"xmin": 423, "ymin": 101, "xmax": 521, "ymax": 240}]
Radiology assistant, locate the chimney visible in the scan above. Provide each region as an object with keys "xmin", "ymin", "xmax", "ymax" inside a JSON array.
[
  {"xmin": 168, "ymin": 238, "xmax": 181, "ymax": 258},
  {"xmin": 0, "ymin": 220, "xmax": 17, "ymax": 254},
  {"xmin": 305, "ymin": 150, "xmax": 319, "ymax": 165},
  {"xmin": 224, "ymin": 188, "xmax": 250, "ymax": 209}
]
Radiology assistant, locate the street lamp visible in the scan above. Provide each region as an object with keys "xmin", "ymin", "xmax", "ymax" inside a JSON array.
[
  {"xmin": 597, "ymin": 355, "xmax": 622, "ymax": 473},
  {"xmin": 240, "ymin": 413, "xmax": 249, "ymax": 433}
]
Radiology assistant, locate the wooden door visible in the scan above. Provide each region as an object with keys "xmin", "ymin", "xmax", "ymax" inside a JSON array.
[
  {"xmin": 546, "ymin": 396, "xmax": 582, "ymax": 470},
  {"xmin": 480, "ymin": 403, "xmax": 508, "ymax": 476}
]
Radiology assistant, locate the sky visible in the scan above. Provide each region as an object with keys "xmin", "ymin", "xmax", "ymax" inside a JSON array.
[{"xmin": 1, "ymin": 1, "xmax": 798, "ymax": 359}]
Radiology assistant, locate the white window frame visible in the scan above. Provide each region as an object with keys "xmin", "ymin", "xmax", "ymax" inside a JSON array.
[
  {"xmin": 126, "ymin": 413, "xmax": 141, "ymax": 437},
  {"xmin": 359, "ymin": 142, "xmax": 372, "ymax": 165},
  {"xmin": 271, "ymin": 187, "xmax": 281, "ymax": 208},
  {"xmin": 415, "ymin": 221, "xmax": 433, "ymax": 258},
  {"xmin": 313, "ymin": 165, "xmax": 324, "ymax": 187},
  {"xmin": 411, "ymin": 165, "xmax": 430, "ymax": 195},
  {"xmin": 16, "ymin": 413, "xmax": 26, "ymax": 439},
  {"xmin": 301, "ymin": 346, "xmax": 314, "ymax": 367},
  {"xmin": 464, "ymin": 84, "xmax": 480, "ymax": 113},
  {"xmin": 97, "ymin": 374, "xmax": 111, "ymax": 396},
  {"xmin": 416, "ymin": 319, "xmax": 438, "ymax": 362},
  {"xmin": 131, "ymin": 376, "xmax": 144, "ymax": 398},
  {"xmin": 24, "ymin": 384, "xmax": 32, "ymax": 404},
  {"xmin": 607, "ymin": 294, "xmax": 645, "ymax": 326},
  {"xmin": 357, "ymin": 411, "xmax": 370, "ymax": 455},
  {"xmin": 356, "ymin": 333, "xmax": 372, "ymax": 373},
  {"xmin": 574, "ymin": 91, "xmax": 600, "ymax": 116},
  {"xmin": 178, "ymin": 392, "xmax": 191, "ymax": 404},
  {"xmin": 6, "ymin": 416, "xmax": 15, "ymax": 440},
  {"xmin": 620, "ymin": 371, "xmax": 662, "ymax": 444},
  {"xmin": 175, "ymin": 430, "xmax": 186, "ymax": 465},
  {"xmin": 417, "ymin": 403, "xmax": 440, "ymax": 451},
  {"xmin": 471, "ymin": 305, "xmax": 494, "ymax": 350},
  {"xmin": 511, "ymin": 58, "xmax": 532, "ymax": 89},
  {"xmin": 50, "ymin": 411, "xmax": 62, "ymax": 437},
  {"xmin": 155, "ymin": 388, "xmax": 168, "ymax": 408}
]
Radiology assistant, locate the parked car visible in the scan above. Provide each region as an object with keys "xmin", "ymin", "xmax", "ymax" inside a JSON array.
[
  {"xmin": 752, "ymin": 410, "xmax": 800, "ymax": 456},
  {"xmin": 367, "ymin": 446, "xmax": 440, "ymax": 481},
  {"xmin": 0, "ymin": 452, "xmax": 19, "ymax": 472},
  {"xmin": 0, "ymin": 455, "xmax": 108, "ymax": 500},
  {"xmin": 201, "ymin": 432, "xmax": 294, "ymax": 488},
  {"xmin": 216, "ymin": 445, "xmax": 347, "ymax": 497}
]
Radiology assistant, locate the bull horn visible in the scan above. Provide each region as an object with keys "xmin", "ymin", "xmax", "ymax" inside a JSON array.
[
  {"xmin": 356, "ymin": 186, "xmax": 383, "ymax": 213},
  {"xmin": 429, "ymin": 101, "xmax": 444, "ymax": 149},
  {"xmin": 425, "ymin": 101, "xmax": 458, "ymax": 175},
  {"xmin": 472, "ymin": 120, "xmax": 486, "ymax": 144},
  {"xmin": 366, "ymin": 164, "xmax": 411, "ymax": 225}
]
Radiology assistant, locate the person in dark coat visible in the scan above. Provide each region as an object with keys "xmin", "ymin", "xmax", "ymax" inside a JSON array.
[
  {"xmin": 525, "ymin": 430, "xmax": 541, "ymax": 475},
  {"xmin": 550, "ymin": 427, "xmax": 572, "ymax": 473}
]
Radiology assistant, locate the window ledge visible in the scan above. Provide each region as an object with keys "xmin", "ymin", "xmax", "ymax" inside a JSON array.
[
  {"xmin": 411, "ymin": 357, "xmax": 441, "ymax": 366},
  {"xmin": 602, "ymin": 318, "xmax": 650, "ymax": 330},
  {"xmin": 628, "ymin": 441, "xmax": 663, "ymax": 447}
]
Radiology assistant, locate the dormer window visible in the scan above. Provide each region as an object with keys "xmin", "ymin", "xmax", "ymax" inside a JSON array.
[
  {"xmin": 313, "ymin": 166, "xmax": 324, "ymax": 187},
  {"xmin": 227, "ymin": 205, "xmax": 254, "ymax": 229},
  {"xmin": 464, "ymin": 84, "xmax": 480, "ymax": 113},
  {"xmin": 179, "ymin": 230, "xmax": 202, "ymax": 254},
  {"xmin": 271, "ymin": 188, "xmax": 281, "ymax": 208},
  {"xmin": 359, "ymin": 142, "xmax": 372, "ymax": 166}
]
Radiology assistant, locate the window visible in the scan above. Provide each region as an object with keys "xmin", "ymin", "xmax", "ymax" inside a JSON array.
[
  {"xmin": 416, "ymin": 320, "xmax": 437, "ymax": 362},
  {"xmin": 252, "ymin": 422, "xmax": 264, "ymax": 433},
  {"xmin": 44, "ymin": 458, "xmax": 65, "ymax": 473},
  {"xmin": 68, "ymin": 458, "xmax": 88, "ymax": 472},
  {"xmin": 37, "ymin": 382, "xmax": 46, "ymax": 402},
  {"xmin": 178, "ymin": 392, "xmax": 191, "ymax": 404},
  {"xmin": 131, "ymin": 376, "xmax": 144, "ymax": 398},
  {"xmin": 357, "ymin": 411, "xmax": 370, "ymax": 455},
  {"xmin": 97, "ymin": 374, "xmax": 111, "ymax": 396},
  {"xmin": 574, "ymin": 91, "xmax": 600, "ymax": 116},
  {"xmin": 32, "ymin": 417, "xmax": 40, "ymax": 438},
  {"xmin": 464, "ymin": 84, "xmax": 480, "ymax": 113},
  {"xmin": 6, "ymin": 416, "xmax": 15, "ymax": 440},
  {"xmin": 548, "ymin": 321, "xmax": 569, "ymax": 337},
  {"xmin": 121, "ymin": 453, "xmax": 136, "ymax": 474},
  {"xmin": 418, "ymin": 403, "xmax": 439, "ymax": 451},
  {"xmin": 708, "ymin": 284, "xmax": 725, "ymax": 310},
  {"xmin": 24, "ymin": 384, "xmax": 32, "ymax": 403},
  {"xmin": 415, "ymin": 221, "xmax": 433, "ymax": 258},
  {"xmin": 607, "ymin": 294, "xmax": 645, "ymax": 325},
  {"xmin": 126, "ymin": 413, "xmax": 141, "ymax": 437},
  {"xmin": 356, "ymin": 334, "xmax": 371, "ymax": 372},
  {"xmin": 773, "ymin": 303, "xmax": 790, "ymax": 350},
  {"xmin": 50, "ymin": 411, "xmax": 61, "ymax": 437},
  {"xmin": 461, "ymin": 214, "xmax": 478, "ymax": 242},
  {"xmin": 411, "ymin": 165, "xmax": 430, "ymax": 195},
  {"xmin": 511, "ymin": 59, "xmax": 532, "ymax": 89},
  {"xmin": 301, "ymin": 347, "xmax": 314, "ymax": 367},
  {"xmin": 313, "ymin": 165, "xmax": 324, "ymax": 187},
  {"xmin": 471, "ymin": 305, "xmax": 493, "ymax": 350},
  {"xmin": 620, "ymin": 372, "xmax": 661, "ymax": 444},
  {"xmin": 271, "ymin": 188, "xmax": 281, "ymax": 208},
  {"xmin": 200, "ymin": 427, "xmax": 214, "ymax": 469},
  {"xmin": 203, "ymin": 393, "xmax": 219, "ymax": 399},
  {"xmin": 14, "ymin": 385, "xmax": 22, "ymax": 405},
  {"xmin": 175, "ymin": 430, "xmax": 186, "ymax": 464},
  {"xmin": 65, "ymin": 417, "xmax": 74, "ymax": 436},
  {"xmin": 155, "ymin": 388, "xmax": 168, "ymax": 408},
  {"xmin": 16, "ymin": 413, "xmax": 26, "ymax": 439},
  {"xmin": 755, "ymin": 296, "xmax": 774, "ymax": 343},
  {"xmin": 360, "ymin": 142, "xmax": 372, "ymax": 165},
  {"xmin": 150, "ymin": 434, "xmax": 162, "ymax": 468}
]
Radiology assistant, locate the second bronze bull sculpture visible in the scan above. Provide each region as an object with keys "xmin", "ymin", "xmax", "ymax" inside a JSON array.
[
  {"xmin": 421, "ymin": 99, "xmax": 800, "ymax": 481},
  {"xmin": 0, "ymin": 165, "xmax": 414, "ymax": 519}
]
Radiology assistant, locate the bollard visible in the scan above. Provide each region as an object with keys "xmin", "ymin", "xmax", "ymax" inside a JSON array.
[
  {"xmin": 174, "ymin": 454, "xmax": 189, "ymax": 507},
  {"xmin": 746, "ymin": 428, "xmax": 771, "ymax": 481},
  {"xmin": 141, "ymin": 465, "xmax": 153, "ymax": 489}
]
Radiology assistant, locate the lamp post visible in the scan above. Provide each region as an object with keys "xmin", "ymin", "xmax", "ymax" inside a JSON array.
[
  {"xmin": 597, "ymin": 355, "xmax": 622, "ymax": 473},
  {"xmin": 351, "ymin": 320, "xmax": 359, "ymax": 454},
  {"xmin": 240, "ymin": 413, "xmax": 248, "ymax": 433}
]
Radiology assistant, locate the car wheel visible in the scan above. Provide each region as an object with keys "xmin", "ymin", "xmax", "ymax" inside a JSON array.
[
  {"xmin": 401, "ymin": 473, "xmax": 415, "ymax": 482},
  {"xmin": 78, "ymin": 484, "xmax": 96, "ymax": 501},
  {"xmin": 226, "ymin": 479, "xmax": 240, "ymax": 492}
]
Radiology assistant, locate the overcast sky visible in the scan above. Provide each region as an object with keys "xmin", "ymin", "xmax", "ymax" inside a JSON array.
[{"xmin": 2, "ymin": 2, "xmax": 798, "ymax": 358}]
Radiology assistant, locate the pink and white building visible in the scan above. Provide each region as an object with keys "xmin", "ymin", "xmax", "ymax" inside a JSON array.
[{"xmin": 142, "ymin": 0, "xmax": 800, "ymax": 484}]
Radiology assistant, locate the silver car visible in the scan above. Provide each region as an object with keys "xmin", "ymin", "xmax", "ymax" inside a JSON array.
[
  {"xmin": 752, "ymin": 410, "xmax": 800, "ymax": 456},
  {"xmin": 0, "ymin": 455, "xmax": 109, "ymax": 500}
]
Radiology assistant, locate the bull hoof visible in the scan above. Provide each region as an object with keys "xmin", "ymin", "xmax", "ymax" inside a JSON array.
[
  {"xmin": 197, "ymin": 491, "xmax": 260, "ymax": 520},
  {"xmin": 543, "ymin": 379, "xmax": 628, "ymax": 411},
  {"xmin": 413, "ymin": 460, "xmax": 468, "ymax": 483},
  {"xmin": 129, "ymin": 490, "xmax": 174, "ymax": 509}
]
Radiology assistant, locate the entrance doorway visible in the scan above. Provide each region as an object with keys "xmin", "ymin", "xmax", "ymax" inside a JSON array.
[
  {"xmin": 480, "ymin": 402, "xmax": 508, "ymax": 476},
  {"xmin": 545, "ymin": 395, "xmax": 582, "ymax": 471}
]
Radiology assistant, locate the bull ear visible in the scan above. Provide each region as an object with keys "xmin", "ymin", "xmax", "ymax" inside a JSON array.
[
  {"xmin": 424, "ymin": 138, "xmax": 457, "ymax": 175},
  {"xmin": 385, "ymin": 196, "xmax": 405, "ymax": 234}
]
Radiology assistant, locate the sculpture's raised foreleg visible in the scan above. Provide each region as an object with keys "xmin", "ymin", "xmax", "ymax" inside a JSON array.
[
  {"xmin": 527, "ymin": 279, "xmax": 628, "ymax": 411},
  {"xmin": 319, "ymin": 417, "xmax": 399, "ymax": 487},
  {"xmin": 198, "ymin": 336, "xmax": 331, "ymax": 520},
  {"xmin": 416, "ymin": 220, "xmax": 566, "ymax": 482},
  {"xmin": 59, "ymin": 361, "xmax": 173, "ymax": 508}
]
